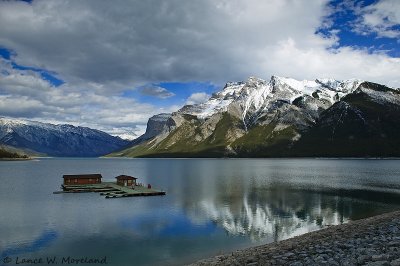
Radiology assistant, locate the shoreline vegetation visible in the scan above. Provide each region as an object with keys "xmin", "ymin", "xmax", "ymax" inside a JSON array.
[
  {"xmin": 190, "ymin": 210, "xmax": 400, "ymax": 265},
  {"xmin": 0, "ymin": 147, "xmax": 30, "ymax": 160}
]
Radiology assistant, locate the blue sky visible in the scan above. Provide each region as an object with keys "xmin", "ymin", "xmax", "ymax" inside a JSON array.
[
  {"xmin": 0, "ymin": 0, "xmax": 399, "ymax": 138},
  {"xmin": 318, "ymin": 0, "xmax": 400, "ymax": 57}
]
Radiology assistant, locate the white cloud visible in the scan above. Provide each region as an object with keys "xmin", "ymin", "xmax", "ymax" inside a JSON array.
[
  {"xmin": 265, "ymin": 38, "xmax": 400, "ymax": 86},
  {"xmin": 0, "ymin": 95, "xmax": 54, "ymax": 117},
  {"xmin": 353, "ymin": 0, "xmax": 400, "ymax": 38},
  {"xmin": 186, "ymin": 92, "xmax": 211, "ymax": 105}
]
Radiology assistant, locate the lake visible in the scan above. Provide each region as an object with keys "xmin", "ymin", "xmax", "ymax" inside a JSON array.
[{"xmin": 1, "ymin": 158, "xmax": 400, "ymax": 265}]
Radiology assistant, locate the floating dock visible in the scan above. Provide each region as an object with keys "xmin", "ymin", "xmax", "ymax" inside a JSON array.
[{"xmin": 54, "ymin": 182, "xmax": 166, "ymax": 198}]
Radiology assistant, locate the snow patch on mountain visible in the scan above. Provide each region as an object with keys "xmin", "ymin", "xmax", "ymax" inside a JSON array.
[
  {"xmin": 357, "ymin": 86, "xmax": 400, "ymax": 106},
  {"xmin": 181, "ymin": 82, "xmax": 245, "ymax": 119},
  {"xmin": 114, "ymin": 133, "xmax": 138, "ymax": 141}
]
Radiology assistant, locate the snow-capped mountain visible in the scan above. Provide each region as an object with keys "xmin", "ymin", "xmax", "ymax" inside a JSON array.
[
  {"xmin": 179, "ymin": 76, "xmax": 362, "ymax": 129},
  {"xmin": 0, "ymin": 118, "xmax": 130, "ymax": 157},
  {"xmin": 110, "ymin": 76, "xmax": 400, "ymax": 158}
]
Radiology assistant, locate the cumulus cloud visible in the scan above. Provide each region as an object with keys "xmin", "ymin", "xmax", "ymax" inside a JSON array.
[
  {"xmin": 139, "ymin": 85, "xmax": 175, "ymax": 99},
  {"xmin": 353, "ymin": 0, "xmax": 400, "ymax": 38},
  {"xmin": 266, "ymin": 38, "xmax": 400, "ymax": 86},
  {"xmin": 0, "ymin": 95, "xmax": 54, "ymax": 118},
  {"xmin": 0, "ymin": 0, "xmax": 398, "ymax": 88},
  {"xmin": 186, "ymin": 93, "xmax": 211, "ymax": 105}
]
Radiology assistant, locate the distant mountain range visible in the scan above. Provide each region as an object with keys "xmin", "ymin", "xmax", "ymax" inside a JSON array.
[
  {"xmin": 2, "ymin": 76, "xmax": 399, "ymax": 158},
  {"xmin": 0, "ymin": 118, "xmax": 129, "ymax": 157},
  {"xmin": 110, "ymin": 76, "xmax": 400, "ymax": 158}
]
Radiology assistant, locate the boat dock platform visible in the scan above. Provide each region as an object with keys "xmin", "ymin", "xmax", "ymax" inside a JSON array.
[{"xmin": 54, "ymin": 182, "xmax": 166, "ymax": 198}]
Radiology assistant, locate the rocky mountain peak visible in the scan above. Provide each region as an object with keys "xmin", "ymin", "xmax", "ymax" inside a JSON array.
[{"xmin": 175, "ymin": 76, "xmax": 367, "ymax": 127}]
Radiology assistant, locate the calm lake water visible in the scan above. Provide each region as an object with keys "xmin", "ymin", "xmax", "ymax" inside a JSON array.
[{"xmin": 1, "ymin": 158, "xmax": 400, "ymax": 265}]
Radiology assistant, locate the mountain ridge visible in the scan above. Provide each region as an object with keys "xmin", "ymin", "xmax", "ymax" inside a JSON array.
[
  {"xmin": 110, "ymin": 76, "xmax": 400, "ymax": 158},
  {"xmin": 0, "ymin": 117, "xmax": 130, "ymax": 157}
]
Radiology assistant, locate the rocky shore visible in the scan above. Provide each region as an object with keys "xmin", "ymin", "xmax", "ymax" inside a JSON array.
[{"xmin": 190, "ymin": 211, "xmax": 400, "ymax": 266}]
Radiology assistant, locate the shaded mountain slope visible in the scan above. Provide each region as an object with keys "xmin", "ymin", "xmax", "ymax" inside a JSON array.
[
  {"xmin": 293, "ymin": 82, "xmax": 400, "ymax": 157},
  {"xmin": 0, "ymin": 118, "xmax": 130, "ymax": 157}
]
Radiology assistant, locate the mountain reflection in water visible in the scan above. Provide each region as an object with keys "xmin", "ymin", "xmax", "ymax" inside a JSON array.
[{"xmin": 182, "ymin": 177, "xmax": 400, "ymax": 244}]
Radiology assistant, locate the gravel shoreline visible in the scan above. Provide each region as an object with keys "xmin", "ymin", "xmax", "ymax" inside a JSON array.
[{"xmin": 190, "ymin": 211, "xmax": 400, "ymax": 266}]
